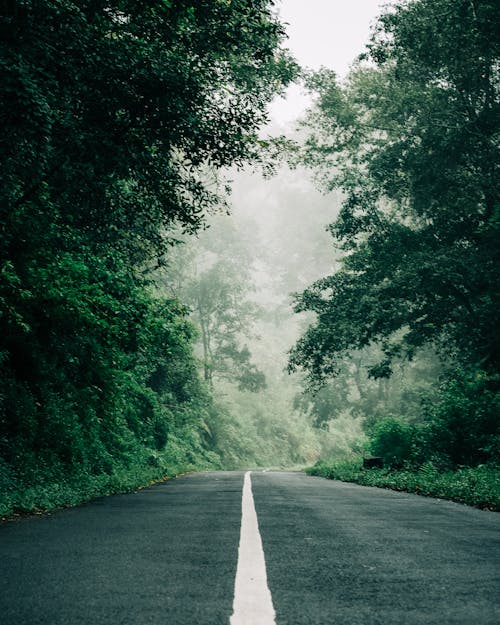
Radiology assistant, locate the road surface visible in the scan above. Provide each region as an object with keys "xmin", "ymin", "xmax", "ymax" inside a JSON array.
[{"xmin": 1, "ymin": 471, "xmax": 499, "ymax": 624}]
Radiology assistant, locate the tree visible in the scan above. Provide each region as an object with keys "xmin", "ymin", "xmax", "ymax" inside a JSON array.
[
  {"xmin": 289, "ymin": 0, "xmax": 499, "ymax": 388},
  {"xmin": 185, "ymin": 258, "xmax": 265, "ymax": 390},
  {"xmin": 293, "ymin": 344, "xmax": 442, "ymax": 431},
  {"xmin": 161, "ymin": 217, "xmax": 266, "ymax": 392},
  {"xmin": 1, "ymin": 0, "xmax": 296, "ymax": 262},
  {"xmin": 0, "ymin": 0, "xmax": 294, "ymax": 493}
]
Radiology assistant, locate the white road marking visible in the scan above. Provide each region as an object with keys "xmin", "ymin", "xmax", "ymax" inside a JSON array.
[{"xmin": 230, "ymin": 471, "xmax": 276, "ymax": 625}]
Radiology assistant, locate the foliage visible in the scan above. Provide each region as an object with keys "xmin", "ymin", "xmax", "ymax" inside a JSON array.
[
  {"xmin": 183, "ymin": 259, "xmax": 266, "ymax": 391},
  {"xmin": 0, "ymin": 0, "xmax": 295, "ymax": 511},
  {"xmin": 203, "ymin": 380, "xmax": 328, "ymax": 469},
  {"xmin": 161, "ymin": 216, "xmax": 267, "ymax": 391},
  {"xmin": 368, "ymin": 417, "xmax": 415, "ymax": 467},
  {"xmin": 289, "ymin": 0, "xmax": 500, "ymax": 384},
  {"xmin": 159, "ymin": 201, "xmax": 365, "ymax": 470},
  {"xmin": 294, "ymin": 345, "xmax": 442, "ymax": 428},
  {"xmin": 0, "ymin": 424, "xmax": 222, "ymax": 518},
  {"xmin": 418, "ymin": 370, "xmax": 500, "ymax": 467},
  {"xmin": 306, "ymin": 458, "xmax": 500, "ymax": 511},
  {"xmin": 288, "ymin": 0, "xmax": 499, "ymax": 471},
  {"xmin": 306, "ymin": 367, "xmax": 500, "ymax": 508},
  {"xmin": 1, "ymin": 0, "xmax": 296, "ymax": 255}
]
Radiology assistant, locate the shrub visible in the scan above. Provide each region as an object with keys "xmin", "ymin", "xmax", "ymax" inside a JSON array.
[
  {"xmin": 420, "ymin": 371, "xmax": 500, "ymax": 467},
  {"xmin": 306, "ymin": 458, "xmax": 500, "ymax": 510},
  {"xmin": 369, "ymin": 417, "xmax": 415, "ymax": 467}
]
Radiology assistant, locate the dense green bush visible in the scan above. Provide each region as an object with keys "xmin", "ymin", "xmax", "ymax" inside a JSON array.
[
  {"xmin": 308, "ymin": 370, "xmax": 500, "ymax": 510},
  {"xmin": 359, "ymin": 370, "xmax": 500, "ymax": 471},
  {"xmin": 306, "ymin": 458, "xmax": 500, "ymax": 510},
  {"xmin": 368, "ymin": 417, "xmax": 415, "ymax": 467},
  {"xmin": 419, "ymin": 372, "xmax": 500, "ymax": 467},
  {"xmin": 0, "ymin": 265, "xmax": 225, "ymax": 517}
]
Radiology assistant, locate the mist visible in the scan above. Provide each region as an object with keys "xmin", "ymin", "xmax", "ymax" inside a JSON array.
[{"xmin": 160, "ymin": 164, "xmax": 362, "ymax": 468}]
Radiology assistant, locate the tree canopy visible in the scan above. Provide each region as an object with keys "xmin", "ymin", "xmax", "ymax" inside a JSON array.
[
  {"xmin": 1, "ymin": 0, "xmax": 296, "ymax": 259},
  {"xmin": 0, "ymin": 0, "xmax": 295, "ymax": 510},
  {"xmin": 289, "ymin": 0, "xmax": 499, "ymax": 388}
]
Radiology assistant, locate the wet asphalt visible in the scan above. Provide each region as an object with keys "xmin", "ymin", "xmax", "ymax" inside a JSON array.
[{"xmin": 1, "ymin": 470, "xmax": 499, "ymax": 624}]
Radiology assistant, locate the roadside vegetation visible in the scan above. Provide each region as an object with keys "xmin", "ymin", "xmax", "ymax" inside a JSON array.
[
  {"xmin": 306, "ymin": 369, "xmax": 499, "ymax": 510},
  {"xmin": 1, "ymin": 0, "xmax": 498, "ymax": 518},
  {"xmin": 0, "ymin": 1, "xmax": 296, "ymax": 517},
  {"xmin": 0, "ymin": 430, "xmax": 220, "ymax": 518},
  {"xmin": 292, "ymin": 0, "xmax": 499, "ymax": 507},
  {"xmin": 306, "ymin": 461, "xmax": 500, "ymax": 511}
]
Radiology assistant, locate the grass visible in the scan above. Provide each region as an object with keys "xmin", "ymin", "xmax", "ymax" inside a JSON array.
[
  {"xmin": 306, "ymin": 458, "xmax": 500, "ymax": 511},
  {"xmin": 0, "ymin": 433, "xmax": 222, "ymax": 520}
]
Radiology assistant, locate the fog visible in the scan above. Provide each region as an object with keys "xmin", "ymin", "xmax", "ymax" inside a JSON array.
[
  {"xmin": 268, "ymin": 0, "xmax": 389, "ymax": 124},
  {"xmin": 162, "ymin": 163, "xmax": 365, "ymax": 467},
  {"xmin": 157, "ymin": 0, "xmax": 441, "ymax": 469},
  {"xmin": 166, "ymin": 154, "xmax": 445, "ymax": 466},
  {"xmin": 3, "ymin": 0, "xmax": 495, "ymax": 521}
]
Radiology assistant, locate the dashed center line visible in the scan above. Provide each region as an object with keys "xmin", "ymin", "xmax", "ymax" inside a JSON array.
[{"xmin": 230, "ymin": 471, "xmax": 276, "ymax": 625}]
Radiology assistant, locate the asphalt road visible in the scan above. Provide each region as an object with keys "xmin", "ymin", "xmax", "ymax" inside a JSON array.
[{"xmin": 1, "ymin": 471, "xmax": 499, "ymax": 625}]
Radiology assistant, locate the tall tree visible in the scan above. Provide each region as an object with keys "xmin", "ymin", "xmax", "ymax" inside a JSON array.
[
  {"xmin": 1, "ymin": 0, "xmax": 296, "ymax": 262},
  {"xmin": 289, "ymin": 0, "xmax": 499, "ymax": 388},
  {"xmin": 161, "ymin": 217, "xmax": 266, "ymax": 392},
  {"xmin": 0, "ymin": 1, "xmax": 294, "ymax": 485}
]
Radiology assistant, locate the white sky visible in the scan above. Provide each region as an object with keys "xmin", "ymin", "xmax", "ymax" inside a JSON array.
[{"xmin": 268, "ymin": 0, "xmax": 390, "ymax": 124}]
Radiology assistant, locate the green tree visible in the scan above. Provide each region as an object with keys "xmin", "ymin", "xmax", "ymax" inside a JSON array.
[
  {"xmin": 0, "ymin": 0, "xmax": 294, "ymax": 503},
  {"xmin": 162, "ymin": 217, "xmax": 266, "ymax": 392},
  {"xmin": 290, "ymin": 0, "xmax": 499, "ymax": 386},
  {"xmin": 1, "ymin": 0, "xmax": 296, "ymax": 261},
  {"xmin": 294, "ymin": 344, "xmax": 442, "ymax": 432}
]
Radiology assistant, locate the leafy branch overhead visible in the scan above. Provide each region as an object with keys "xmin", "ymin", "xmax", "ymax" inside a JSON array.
[{"xmin": 2, "ymin": 0, "xmax": 297, "ymax": 259}]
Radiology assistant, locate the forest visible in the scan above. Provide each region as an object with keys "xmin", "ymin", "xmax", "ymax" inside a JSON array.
[{"xmin": 0, "ymin": 0, "xmax": 498, "ymax": 516}]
